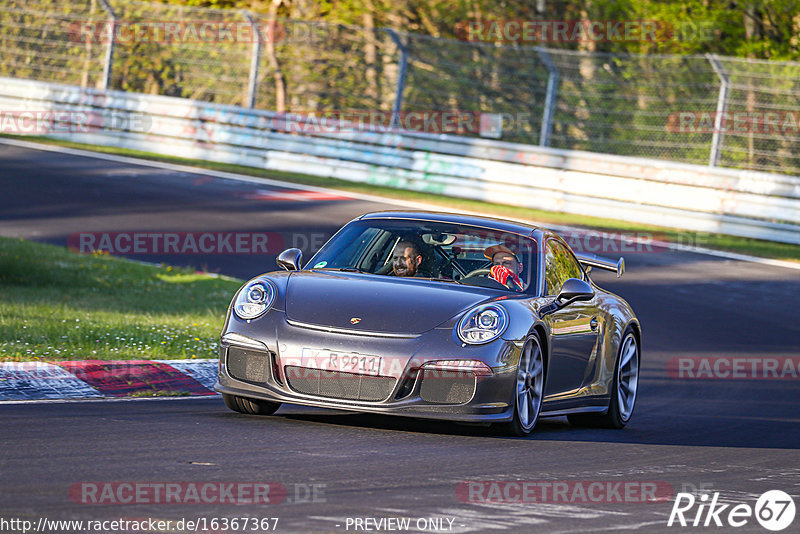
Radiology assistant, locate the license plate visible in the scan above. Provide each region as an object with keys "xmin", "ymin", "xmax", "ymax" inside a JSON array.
[{"xmin": 300, "ymin": 348, "xmax": 382, "ymax": 376}]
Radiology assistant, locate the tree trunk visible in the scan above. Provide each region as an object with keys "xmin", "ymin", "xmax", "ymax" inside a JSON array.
[
  {"xmin": 744, "ymin": 5, "xmax": 760, "ymax": 168},
  {"xmin": 265, "ymin": 0, "xmax": 287, "ymax": 112},
  {"xmin": 83, "ymin": 0, "xmax": 96, "ymax": 88},
  {"xmin": 362, "ymin": 0, "xmax": 378, "ymax": 106}
]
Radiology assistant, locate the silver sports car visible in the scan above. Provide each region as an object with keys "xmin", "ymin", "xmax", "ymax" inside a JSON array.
[{"xmin": 215, "ymin": 211, "xmax": 641, "ymax": 435}]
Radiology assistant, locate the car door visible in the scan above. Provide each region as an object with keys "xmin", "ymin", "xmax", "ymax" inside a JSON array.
[{"xmin": 542, "ymin": 238, "xmax": 600, "ymax": 397}]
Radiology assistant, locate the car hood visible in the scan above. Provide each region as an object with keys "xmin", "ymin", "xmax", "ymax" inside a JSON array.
[{"xmin": 284, "ymin": 271, "xmax": 501, "ymax": 335}]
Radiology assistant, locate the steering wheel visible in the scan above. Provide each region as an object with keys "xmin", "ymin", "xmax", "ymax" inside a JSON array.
[
  {"xmin": 464, "ymin": 267, "xmax": 492, "ymax": 279},
  {"xmin": 463, "ymin": 260, "xmax": 493, "ymax": 279},
  {"xmin": 460, "ymin": 267, "xmax": 509, "ymax": 290},
  {"xmin": 463, "ymin": 265, "xmax": 525, "ymax": 292}
]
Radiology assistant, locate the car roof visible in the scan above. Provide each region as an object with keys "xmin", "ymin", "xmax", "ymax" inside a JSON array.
[{"xmin": 357, "ymin": 211, "xmax": 540, "ymax": 237}]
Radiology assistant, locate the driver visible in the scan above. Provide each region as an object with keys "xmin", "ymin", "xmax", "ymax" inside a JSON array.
[
  {"xmin": 392, "ymin": 240, "xmax": 424, "ymax": 277},
  {"xmin": 484, "ymin": 243, "xmax": 524, "ymax": 291}
]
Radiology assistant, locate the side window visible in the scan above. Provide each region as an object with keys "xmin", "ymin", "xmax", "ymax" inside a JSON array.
[
  {"xmin": 545, "ymin": 240, "xmax": 583, "ymax": 295},
  {"xmin": 329, "ymin": 227, "xmax": 382, "ymax": 269}
]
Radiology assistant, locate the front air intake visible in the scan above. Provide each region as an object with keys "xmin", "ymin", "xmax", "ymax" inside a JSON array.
[
  {"xmin": 419, "ymin": 370, "xmax": 476, "ymax": 404},
  {"xmin": 226, "ymin": 347, "xmax": 272, "ymax": 384},
  {"xmin": 285, "ymin": 366, "xmax": 396, "ymax": 402}
]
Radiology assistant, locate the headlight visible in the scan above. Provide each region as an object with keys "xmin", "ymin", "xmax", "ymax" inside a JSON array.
[
  {"xmin": 457, "ymin": 304, "xmax": 508, "ymax": 344},
  {"xmin": 233, "ymin": 279, "xmax": 276, "ymax": 320}
]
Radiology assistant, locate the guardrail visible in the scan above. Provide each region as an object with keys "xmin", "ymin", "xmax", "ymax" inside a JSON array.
[{"xmin": 2, "ymin": 76, "xmax": 799, "ymax": 245}]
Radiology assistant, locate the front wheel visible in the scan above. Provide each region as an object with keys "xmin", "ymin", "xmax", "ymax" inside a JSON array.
[
  {"xmin": 499, "ymin": 335, "xmax": 545, "ymax": 436},
  {"xmin": 222, "ymin": 393, "xmax": 281, "ymax": 416},
  {"xmin": 568, "ymin": 327, "xmax": 639, "ymax": 428}
]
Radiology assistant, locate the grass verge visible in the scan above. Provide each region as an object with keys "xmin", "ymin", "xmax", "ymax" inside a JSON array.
[
  {"xmin": 0, "ymin": 236, "xmax": 241, "ymax": 362},
  {"xmin": 5, "ymin": 134, "xmax": 799, "ymax": 262}
]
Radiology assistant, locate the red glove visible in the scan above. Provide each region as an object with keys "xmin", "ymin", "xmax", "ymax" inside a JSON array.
[{"xmin": 490, "ymin": 265, "xmax": 522, "ymax": 289}]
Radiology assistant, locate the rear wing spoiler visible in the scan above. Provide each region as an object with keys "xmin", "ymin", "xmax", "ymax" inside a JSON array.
[{"xmin": 576, "ymin": 253, "xmax": 625, "ymax": 278}]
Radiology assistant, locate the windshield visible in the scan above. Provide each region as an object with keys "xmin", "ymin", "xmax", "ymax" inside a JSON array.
[{"xmin": 306, "ymin": 219, "xmax": 537, "ymax": 293}]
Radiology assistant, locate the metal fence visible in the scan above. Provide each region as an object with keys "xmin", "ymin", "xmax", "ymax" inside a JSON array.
[{"xmin": 2, "ymin": 0, "xmax": 800, "ymax": 175}]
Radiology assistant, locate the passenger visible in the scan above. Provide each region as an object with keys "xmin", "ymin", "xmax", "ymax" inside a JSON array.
[
  {"xmin": 484, "ymin": 243, "xmax": 524, "ymax": 290},
  {"xmin": 392, "ymin": 240, "xmax": 424, "ymax": 277}
]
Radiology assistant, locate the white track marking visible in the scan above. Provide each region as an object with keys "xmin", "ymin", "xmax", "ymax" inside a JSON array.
[
  {"xmin": 0, "ymin": 395, "xmax": 223, "ymax": 405},
  {"xmin": 2, "ymin": 137, "xmax": 799, "ymax": 271}
]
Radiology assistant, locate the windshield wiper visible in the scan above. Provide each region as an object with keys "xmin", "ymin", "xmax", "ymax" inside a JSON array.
[
  {"xmin": 423, "ymin": 277, "xmax": 462, "ymax": 284},
  {"xmin": 322, "ymin": 267, "xmax": 369, "ymax": 273}
]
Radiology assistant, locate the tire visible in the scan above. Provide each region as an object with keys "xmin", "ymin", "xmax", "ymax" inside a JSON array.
[
  {"xmin": 568, "ymin": 327, "xmax": 639, "ymax": 429},
  {"xmin": 222, "ymin": 393, "xmax": 281, "ymax": 416},
  {"xmin": 499, "ymin": 334, "xmax": 545, "ymax": 436}
]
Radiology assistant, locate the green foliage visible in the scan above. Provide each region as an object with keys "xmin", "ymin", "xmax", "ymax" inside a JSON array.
[
  {"xmin": 0, "ymin": 237, "xmax": 242, "ymax": 361},
  {"xmin": 3, "ymin": 0, "xmax": 799, "ymax": 172},
  {"xmin": 151, "ymin": 0, "xmax": 799, "ymax": 60}
]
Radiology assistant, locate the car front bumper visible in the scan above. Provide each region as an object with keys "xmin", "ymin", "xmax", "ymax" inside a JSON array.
[{"xmin": 214, "ymin": 311, "xmax": 521, "ymax": 423}]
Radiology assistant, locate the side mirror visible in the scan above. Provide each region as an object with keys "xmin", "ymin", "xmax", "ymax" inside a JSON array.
[
  {"xmin": 277, "ymin": 248, "xmax": 303, "ymax": 271},
  {"xmin": 539, "ymin": 278, "xmax": 595, "ymax": 317},
  {"xmin": 556, "ymin": 278, "xmax": 594, "ymax": 305}
]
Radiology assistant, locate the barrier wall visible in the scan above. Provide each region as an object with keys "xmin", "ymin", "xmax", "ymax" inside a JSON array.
[{"xmin": 2, "ymin": 76, "xmax": 798, "ymax": 244}]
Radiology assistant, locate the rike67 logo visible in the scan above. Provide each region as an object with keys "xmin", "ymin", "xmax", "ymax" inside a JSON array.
[{"xmin": 668, "ymin": 490, "xmax": 796, "ymax": 531}]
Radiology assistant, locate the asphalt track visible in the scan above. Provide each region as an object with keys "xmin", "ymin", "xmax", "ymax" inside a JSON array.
[{"xmin": 1, "ymin": 141, "xmax": 799, "ymax": 533}]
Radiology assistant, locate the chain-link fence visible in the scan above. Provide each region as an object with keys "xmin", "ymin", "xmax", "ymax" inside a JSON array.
[
  {"xmin": 1, "ymin": 0, "xmax": 108, "ymax": 88},
  {"xmin": 3, "ymin": 0, "xmax": 800, "ymax": 175}
]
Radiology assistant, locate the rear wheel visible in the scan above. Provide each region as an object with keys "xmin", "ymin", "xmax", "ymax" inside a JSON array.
[
  {"xmin": 222, "ymin": 393, "xmax": 281, "ymax": 416},
  {"xmin": 499, "ymin": 335, "xmax": 545, "ymax": 436},
  {"xmin": 568, "ymin": 327, "xmax": 639, "ymax": 428}
]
